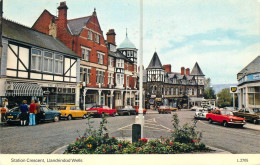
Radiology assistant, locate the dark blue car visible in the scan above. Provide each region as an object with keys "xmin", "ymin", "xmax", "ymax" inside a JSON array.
[{"xmin": 5, "ymin": 105, "xmax": 61, "ymax": 125}]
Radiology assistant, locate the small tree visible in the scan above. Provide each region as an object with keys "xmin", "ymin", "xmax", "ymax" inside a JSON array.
[
  {"xmin": 203, "ymin": 87, "xmax": 216, "ymax": 99},
  {"xmin": 217, "ymin": 88, "xmax": 232, "ymax": 108}
]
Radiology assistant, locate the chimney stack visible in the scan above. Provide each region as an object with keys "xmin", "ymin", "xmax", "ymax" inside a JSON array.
[
  {"xmin": 163, "ymin": 64, "xmax": 171, "ymax": 73},
  {"xmin": 186, "ymin": 68, "xmax": 190, "ymax": 75},
  {"xmin": 57, "ymin": 1, "xmax": 68, "ymax": 29},
  {"xmin": 106, "ymin": 29, "xmax": 116, "ymax": 45},
  {"xmin": 181, "ymin": 67, "xmax": 185, "ymax": 75}
]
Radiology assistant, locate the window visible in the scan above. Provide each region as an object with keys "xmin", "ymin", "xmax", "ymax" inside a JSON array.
[
  {"xmin": 95, "ymin": 34, "xmax": 100, "ymax": 43},
  {"xmin": 96, "ymin": 70, "xmax": 104, "ymax": 84},
  {"xmin": 55, "ymin": 54, "xmax": 63, "ymax": 74},
  {"xmin": 31, "ymin": 49, "xmax": 42, "ymax": 71},
  {"xmin": 43, "ymin": 52, "xmax": 53, "ymax": 72},
  {"xmin": 98, "ymin": 53, "xmax": 104, "ymax": 64},
  {"xmin": 88, "ymin": 30, "xmax": 93, "ymax": 40},
  {"xmin": 109, "ymin": 57, "xmax": 114, "ymax": 67},
  {"xmin": 80, "ymin": 67, "xmax": 90, "ymax": 84},
  {"xmin": 116, "ymin": 73, "xmax": 124, "ymax": 85},
  {"xmin": 126, "ymin": 76, "xmax": 129, "ymax": 87},
  {"xmin": 116, "ymin": 59, "xmax": 124, "ymax": 68},
  {"xmin": 108, "ymin": 73, "xmax": 114, "ymax": 84},
  {"xmin": 81, "ymin": 47, "xmax": 90, "ymax": 61}
]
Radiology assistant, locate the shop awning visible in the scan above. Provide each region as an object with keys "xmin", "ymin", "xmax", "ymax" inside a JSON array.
[{"xmin": 6, "ymin": 82, "xmax": 43, "ymax": 96}]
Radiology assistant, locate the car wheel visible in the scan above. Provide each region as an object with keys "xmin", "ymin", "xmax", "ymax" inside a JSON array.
[
  {"xmin": 208, "ymin": 118, "xmax": 212, "ymax": 124},
  {"xmin": 54, "ymin": 116, "xmax": 59, "ymax": 122},
  {"xmin": 223, "ymin": 121, "xmax": 228, "ymax": 127},
  {"xmin": 82, "ymin": 114, "xmax": 87, "ymax": 119},
  {"xmin": 112, "ymin": 112, "xmax": 116, "ymax": 117},
  {"xmin": 67, "ymin": 115, "xmax": 72, "ymax": 120}
]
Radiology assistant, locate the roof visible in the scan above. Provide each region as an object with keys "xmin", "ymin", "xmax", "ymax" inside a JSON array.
[
  {"xmin": 238, "ymin": 56, "xmax": 260, "ymax": 75},
  {"xmin": 118, "ymin": 35, "xmax": 136, "ymax": 49},
  {"xmin": 108, "ymin": 50, "xmax": 132, "ymax": 63},
  {"xmin": 190, "ymin": 62, "xmax": 205, "ymax": 76},
  {"xmin": 147, "ymin": 52, "xmax": 164, "ymax": 69},
  {"xmin": 67, "ymin": 16, "xmax": 91, "ymax": 35},
  {"xmin": 2, "ymin": 19, "xmax": 78, "ymax": 57}
]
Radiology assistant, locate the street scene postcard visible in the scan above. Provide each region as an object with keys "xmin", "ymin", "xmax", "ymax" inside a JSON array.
[{"xmin": 0, "ymin": 0, "xmax": 260, "ymax": 165}]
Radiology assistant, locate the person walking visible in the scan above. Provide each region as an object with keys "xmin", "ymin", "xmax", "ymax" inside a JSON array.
[
  {"xmin": 35, "ymin": 100, "xmax": 41, "ymax": 124},
  {"xmin": 29, "ymin": 100, "xmax": 36, "ymax": 126},
  {"xmin": 1, "ymin": 105, "xmax": 7, "ymax": 122},
  {"xmin": 20, "ymin": 100, "xmax": 29, "ymax": 126}
]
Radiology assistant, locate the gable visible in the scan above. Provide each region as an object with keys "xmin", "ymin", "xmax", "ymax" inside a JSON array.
[{"xmin": 32, "ymin": 10, "xmax": 56, "ymax": 35}]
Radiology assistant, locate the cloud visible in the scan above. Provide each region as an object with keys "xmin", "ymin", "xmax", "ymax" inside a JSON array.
[{"xmin": 201, "ymin": 39, "xmax": 241, "ymax": 46}]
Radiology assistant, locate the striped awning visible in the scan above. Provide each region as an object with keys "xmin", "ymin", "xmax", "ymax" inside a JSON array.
[{"xmin": 6, "ymin": 82, "xmax": 43, "ymax": 96}]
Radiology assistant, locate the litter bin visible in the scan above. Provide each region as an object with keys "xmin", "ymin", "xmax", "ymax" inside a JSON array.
[{"xmin": 132, "ymin": 124, "xmax": 141, "ymax": 143}]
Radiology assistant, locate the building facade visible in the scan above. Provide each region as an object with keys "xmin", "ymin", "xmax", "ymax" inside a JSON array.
[
  {"xmin": 144, "ymin": 52, "xmax": 205, "ymax": 109},
  {"xmin": 0, "ymin": 19, "xmax": 80, "ymax": 108},
  {"xmin": 32, "ymin": 2, "xmax": 138, "ymax": 109},
  {"xmin": 237, "ymin": 56, "xmax": 260, "ymax": 109}
]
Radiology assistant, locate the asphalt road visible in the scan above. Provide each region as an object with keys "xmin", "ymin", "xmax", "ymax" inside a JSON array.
[{"xmin": 0, "ymin": 110, "xmax": 259, "ymax": 154}]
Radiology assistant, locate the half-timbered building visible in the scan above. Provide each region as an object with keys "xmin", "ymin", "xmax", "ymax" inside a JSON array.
[
  {"xmin": 0, "ymin": 18, "xmax": 80, "ymax": 108},
  {"xmin": 144, "ymin": 52, "xmax": 205, "ymax": 109}
]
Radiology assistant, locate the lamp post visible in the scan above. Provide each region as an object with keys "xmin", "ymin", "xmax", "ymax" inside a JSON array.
[{"xmin": 137, "ymin": 0, "xmax": 144, "ymax": 138}]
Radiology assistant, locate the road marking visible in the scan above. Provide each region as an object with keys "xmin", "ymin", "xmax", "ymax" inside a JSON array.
[
  {"xmin": 198, "ymin": 120, "xmax": 260, "ymax": 137},
  {"xmin": 117, "ymin": 124, "xmax": 133, "ymax": 131}
]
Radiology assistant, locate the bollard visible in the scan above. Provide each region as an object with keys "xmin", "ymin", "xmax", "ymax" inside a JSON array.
[{"xmin": 132, "ymin": 124, "xmax": 141, "ymax": 143}]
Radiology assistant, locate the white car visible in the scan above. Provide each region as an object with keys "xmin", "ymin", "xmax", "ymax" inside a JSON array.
[
  {"xmin": 194, "ymin": 109, "xmax": 208, "ymax": 119},
  {"xmin": 191, "ymin": 106, "xmax": 199, "ymax": 111}
]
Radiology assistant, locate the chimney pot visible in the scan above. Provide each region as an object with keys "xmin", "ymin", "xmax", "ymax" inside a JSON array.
[{"xmin": 181, "ymin": 67, "xmax": 185, "ymax": 75}]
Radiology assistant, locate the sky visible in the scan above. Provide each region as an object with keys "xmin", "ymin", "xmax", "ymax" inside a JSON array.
[{"xmin": 3, "ymin": 0, "xmax": 260, "ymax": 85}]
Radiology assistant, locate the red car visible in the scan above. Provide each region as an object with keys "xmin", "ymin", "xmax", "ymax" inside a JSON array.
[
  {"xmin": 86, "ymin": 105, "xmax": 117, "ymax": 117},
  {"xmin": 206, "ymin": 109, "xmax": 246, "ymax": 127},
  {"xmin": 133, "ymin": 106, "xmax": 147, "ymax": 114}
]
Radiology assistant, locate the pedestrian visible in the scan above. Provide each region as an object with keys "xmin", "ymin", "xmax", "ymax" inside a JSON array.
[
  {"xmin": 35, "ymin": 100, "xmax": 41, "ymax": 124},
  {"xmin": 1, "ymin": 105, "xmax": 7, "ymax": 122},
  {"xmin": 29, "ymin": 100, "xmax": 36, "ymax": 126},
  {"xmin": 20, "ymin": 100, "xmax": 29, "ymax": 126}
]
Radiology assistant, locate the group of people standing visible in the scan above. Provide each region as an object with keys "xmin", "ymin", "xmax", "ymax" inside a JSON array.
[{"xmin": 20, "ymin": 100, "xmax": 41, "ymax": 126}]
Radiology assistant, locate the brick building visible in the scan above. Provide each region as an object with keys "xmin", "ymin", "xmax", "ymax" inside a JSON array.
[
  {"xmin": 144, "ymin": 52, "xmax": 205, "ymax": 109},
  {"xmin": 32, "ymin": 2, "xmax": 138, "ymax": 109}
]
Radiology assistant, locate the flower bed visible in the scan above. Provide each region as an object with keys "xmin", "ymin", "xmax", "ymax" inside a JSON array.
[{"xmin": 64, "ymin": 114, "xmax": 212, "ymax": 154}]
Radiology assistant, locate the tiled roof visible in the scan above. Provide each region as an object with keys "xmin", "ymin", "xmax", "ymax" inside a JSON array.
[
  {"xmin": 147, "ymin": 52, "xmax": 164, "ymax": 69},
  {"xmin": 190, "ymin": 62, "xmax": 205, "ymax": 76},
  {"xmin": 238, "ymin": 56, "xmax": 260, "ymax": 75},
  {"xmin": 3, "ymin": 19, "xmax": 78, "ymax": 57},
  {"xmin": 67, "ymin": 16, "xmax": 91, "ymax": 35}
]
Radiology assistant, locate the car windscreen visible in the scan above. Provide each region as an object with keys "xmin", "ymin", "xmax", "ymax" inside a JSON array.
[
  {"xmin": 59, "ymin": 106, "xmax": 67, "ymax": 110},
  {"xmin": 221, "ymin": 110, "xmax": 233, "ymax": 115},
  {"xmin": 9, "ymin": 107, "xmax": 20, "ymax": 112},
  {"xmin": 41, "ymin": 107, "xmax": 50, "ymax": 112},
  {"xmin": 253, "ymin": 109, "xmax": 260, "ymax": 113}
]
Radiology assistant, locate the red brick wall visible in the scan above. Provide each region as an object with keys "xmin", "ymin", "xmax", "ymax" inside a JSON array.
[{"xmin": 32, "ymin": 10, "xmax": 53, "ymax": 35}]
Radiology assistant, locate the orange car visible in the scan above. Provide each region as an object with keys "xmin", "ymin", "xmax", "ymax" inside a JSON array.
[
  {"xmin": 133, "ymin": 106, "xmax": 147, "ymax": 114},
  {"xmin": 58, "ymin": 105, "xmax": 87, "ymax": 120}
]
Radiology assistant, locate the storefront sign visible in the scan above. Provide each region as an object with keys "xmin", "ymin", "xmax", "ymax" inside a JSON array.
[
  {"xmin": 253, "ymin": 74, "xmax": 260, "ymax": 80},
  {"xmin": 230, "ymin": 86, "xmax": 237, "ymax": 93}
]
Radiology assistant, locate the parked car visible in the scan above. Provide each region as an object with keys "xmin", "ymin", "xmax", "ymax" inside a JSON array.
[
  {"xmin": 58, "ymin": 105, "xmax": 87, "ymax": 120},
  {"xmin": 158, "ymin": 105, "xmax": 171, "ymax": 114},
  {"xmin": 233, "ymin": 108, "xmax": 260, "ymax": 124},
  {"xmin": 206, "ymin": 109, "xmax": 246, "ymax": 127},
  {"xmin": 85, "ymin": 103, "xmax": 95, "ymax": 110},
  {"xmin": 36, "ymin": 105, "xmax": 61, "ymax": 123},
  {"xmin": 132, "ymin": 105, "xmax": 147, "ymax": 114},
  {"xmin": 6, "ymin": 105, "xmax": 61, "ymax": 125},
  {"xmin": 6, "ymin": 106, "xmax": 28, "ymax": 125},
  {"xmin": 194, "ymin": 109, "xmax": 208, "ymax": 119},
  {"xmin": 86, "ymin": 105, "xmax": 117, "ymax": 117},
  {"xmin": 169, "ymin": 106, "xmax": 178, "ymax": 111},
  {"xmin": 191, "ymin": 106, "xmax": 199, "ymax": 111},
  {"xmin": 117, "ymin": 105, "xmax": 137, "ymax": 116}
]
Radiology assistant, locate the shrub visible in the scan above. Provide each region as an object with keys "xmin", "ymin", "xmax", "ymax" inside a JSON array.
[{"xmin": 64, "ymin": 114, "xmax": 211, "ymax": 154}]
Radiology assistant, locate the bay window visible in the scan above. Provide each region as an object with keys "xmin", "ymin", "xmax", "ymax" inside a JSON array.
[
  {"xmin": 55, "ymin": 54, "xmax": 63, "ymax": 74},
  {"xmin": 31, "ymin": 49, "xmax": 42, "ymax": 71},
  {"xmin": 44, "ymin": 52, "xmax": 53, "ymax": 72}
]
